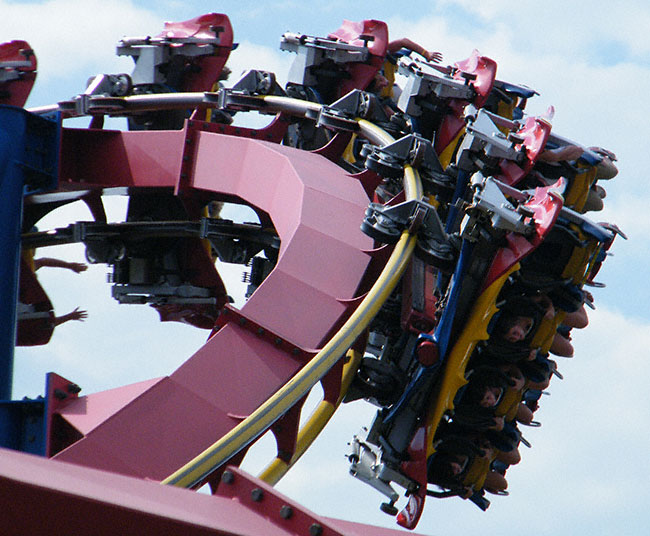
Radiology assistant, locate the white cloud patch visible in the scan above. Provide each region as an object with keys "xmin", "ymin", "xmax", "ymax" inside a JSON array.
[
  {"xmin": 1, "ymin": 0, "xmax": 162, "ymax": 84},
  {"xmin": 437, "ymin": 0, "xmax": 650, "ymax": 59},
  {"xmin": 227, "ymin": 39, "xmax": 290, "ymax": 87}
]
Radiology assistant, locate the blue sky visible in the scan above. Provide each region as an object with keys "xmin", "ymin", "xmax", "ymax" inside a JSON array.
[{"xmin": 5, "ymin": 1, "xmax": 650, "ymax": 534}]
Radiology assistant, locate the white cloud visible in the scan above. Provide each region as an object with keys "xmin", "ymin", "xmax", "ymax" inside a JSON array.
[
  {"xmin": 227, "ymin": 39, "xmax": 290, "ymax": 87},
  {"xmin": 1, "ymin": 0, "xmax": 163, "ymax": 84},
  {"xmin": 437, "ymin": 0, "xmax": 650, "ymax": 58}
]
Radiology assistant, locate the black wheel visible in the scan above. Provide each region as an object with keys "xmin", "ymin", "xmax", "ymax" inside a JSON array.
[
  {"xmin": 355, "ymin": 358, "xmax": 404, "ymax": 405},
  {"xmin": 416, "ymin": 238, "xmax": 456, "ymax": 273}
]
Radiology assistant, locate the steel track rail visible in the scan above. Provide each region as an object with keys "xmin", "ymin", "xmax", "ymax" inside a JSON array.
[
  {"xmin": 158, "ymin": 95, "xmax": 423, "ymax": 489},
  {"xmin": 29, "ymin": 90, "xmax": 424, "ymax": 489}
]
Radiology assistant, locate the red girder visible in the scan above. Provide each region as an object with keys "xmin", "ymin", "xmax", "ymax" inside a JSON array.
[
  {"xmin": 2, "ymin": 448, "xmax": 429, "ymax": 536},
  {"xmin": 50, "ymin": 123, "xmax": 375, "ymax": 490}
]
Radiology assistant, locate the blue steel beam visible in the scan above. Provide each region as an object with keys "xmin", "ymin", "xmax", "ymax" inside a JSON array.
[{"xmin": 0, "ymin": 105, "xmax": 58, "ymax": 401}]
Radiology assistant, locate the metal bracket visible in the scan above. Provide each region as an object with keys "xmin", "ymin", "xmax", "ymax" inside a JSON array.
[
  {"xmin": 23, "ymin": 219, "xmax": 279, "ymax": 265},
  {"xmin": 316, "ymin": 107, "xmax": 360, "ymax": 132},
  {"xmin": 111, "ymin": 282, "xmax": 216, "ymax": 305},
  {"xmin": 396, "ymin": 57, "xmax": 475, "ymax": 117},
  {"xmin": 348, "ymin": 430, "xmax": 419, "ymax": 514},
  {"xmin": 0, "ymin": 59, "xmax": 33, "ymax": 83},
  {"xmin": 83, "ymin": 73, "xmax": 133, "ymax": 97},
  {"xmin": 361, "ymin": 198, "xmax": 443, "ymax": 242},
  {"xmin": 57, "ymin": 94, "xmax": 127, "ymax": 116},
  {"xmin": 469, "ymin": 174, "xmax": 535, "ymax": 235},
  {"xmin": 117, "ymin": 34, "xmax": 219, "ymax": 86},
  {"xmin": 230, "ymin": 69, "xmax": 286, "ymax": 97},
  {"xmin": 217, "ymin": 69, "xmax": 285, "ymax": 112},
  {"xmin": 361, "ymin": 198, "xmax": 456, "ymax": 269},
  {"xmin": 316, "ymin": 90, "xmax": 412, "ymax": 139},
  {"xmin": 314, "ymin": 90, "xmax": 370, "ymax": 131},
  {"xmin": 280, "ymin": 31, "xmax": 371, "ymax": 87},
  {"xmin": 456, "ymin": 107, "xmax": 525, "ymax": 172},
  {"xmin": 216, "ymin": 89, "xmax": 265, "ymax": 112},
  {"xmin": 364, "ymin": 134, "xmax": 443, "ymax": 179}
]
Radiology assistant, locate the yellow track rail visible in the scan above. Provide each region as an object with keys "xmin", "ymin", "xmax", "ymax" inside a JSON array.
[
  {"xmin": 256, "ymin": 118, "xmax": 424, "ymax": 485},
  {"xmin": 162, "ymin": 99, "xmax": 423, "ymax": 489},
  {"xmin": 258, "ymin": 349, "xmax": 362, "ymax": 485}
]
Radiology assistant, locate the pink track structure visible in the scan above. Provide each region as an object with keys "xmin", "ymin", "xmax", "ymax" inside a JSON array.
[{"xmin": 0, "ymin": 12, "xmax": 623, "ymax": 535}]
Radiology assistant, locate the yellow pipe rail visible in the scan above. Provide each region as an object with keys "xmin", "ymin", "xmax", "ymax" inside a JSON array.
[
  {"xmin": 256, "ymin": 118, "xmax": 424, "ymax": 486},
  {"xmin": 258, "ymin": 349, "xmax": 362, "ymax": 485},
  {"xmin": 162, "ymin": 98, "xmax": 423, "ymax": 489}
]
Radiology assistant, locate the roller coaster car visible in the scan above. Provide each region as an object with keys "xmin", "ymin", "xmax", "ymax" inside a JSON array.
[
  {"xmin": 396, "ymin": 50, "xmax": 497, "ymax": 160},
  {"xmin": 456, "ymin": 108, "xmax": 550, "ymax": 183},
  {"xmin": 109, "ymin": 13, "xmax": 233, "ymax": 129},
  {"xmin": 281, "ymin": 19, "xmax": 388, "ymax": 105},
  {"xmin": 0, "ymin": 40, "xmax": 37, "ymax": 107},
  {"xmin": 20, "ymin": 191, "xmax": 279, "ymax": 331},
  {"xmin": 280, "ymin": 20, "xmax": 390, "ymax": 152},
  {"xmin": 531, "ymin": 132, "xmax": 617, "ymax": 213},
  {"xmin": 484, "ymin": 79, "xmax": 539, "ymax": 122},
  {"xmin": 436, "ymin": 107, "xmax": 550, "ymax": 243},
  {"xmin": 349, "ymin": 176, "xmax": 565, "ymax": 527},
  {"xmin": 353, "ymin": 190, "xmax": 616, "ymax": 528},
  {"xmin": 2, "ymin": 13, "xmax": 625, "ymax": 535},
  {"xmin": 104, "ymin": 195, "xmax": 280, "ymax": 328},
  {"xmin": 117, "ymin": 13, "xmax": 234, "ymax": 94}
]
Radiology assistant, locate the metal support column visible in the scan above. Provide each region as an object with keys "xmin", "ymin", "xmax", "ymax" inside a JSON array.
[
  {"xmin": 0, "ymin": 105, "xmax": 58, "ymax": 400},
  {"xmin": 0, "ymin": 106, "xmax": 27, "ymax": 400}
]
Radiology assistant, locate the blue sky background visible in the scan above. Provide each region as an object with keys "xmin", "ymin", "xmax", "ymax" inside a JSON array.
[{"xmin": 4, "ymin": 1, "xmax": 650, "ymax": 534}]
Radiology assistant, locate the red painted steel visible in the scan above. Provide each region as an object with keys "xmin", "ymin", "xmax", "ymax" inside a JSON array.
[
  {"xmin": 498, "ymin": 116, "xmax": 552, "ymax": 186},
  {"xmin": 43, "ymin": 372, "xmax": 81, "ymax": 456},
  {"xmin": 52, "ymin": 127, "xmax": 374, "ymax": 487},
  {"xmin": 0, "ymin": 40, "xmax": 37, "ymax": 107},
  {"xmin": 1, "ymin": 448, "xmax": 428, "ymax": 536},
  {"xmin": 326, "ymin": 19, "xmax": 389, "ymax": 97},
  {"xmin": 155, "ymin": 13, "xmax": 234, "ymax": 93},
  {"xmin": 483, "ymin": 179, "xmax": 565, "ymax": 289}
]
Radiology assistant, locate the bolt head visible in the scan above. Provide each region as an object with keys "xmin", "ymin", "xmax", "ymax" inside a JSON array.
[
  {"xmin": 221, "ymin": 470, "xmax": 234, "ymax": 484},
  {"xmin": 280, "ymin": 505, "xmax": 293, "ymax": 519}
]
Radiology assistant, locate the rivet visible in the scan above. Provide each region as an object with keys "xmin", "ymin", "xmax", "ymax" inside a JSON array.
[
  {"xmin": 280, "ymin": 505, "xmax": 293, "ymax": 519},
  {"xmin": 251, "ymin": 488, "xmax": 264, "ymax": 502},
  {"xmin": 309, "ymin": 523, "xmax": 323, "ymax": 536},
  {"xmin": 221, "ymin": 470, "xmax": 234, "ymax": 484}
]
